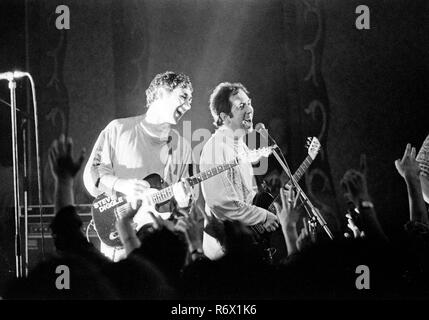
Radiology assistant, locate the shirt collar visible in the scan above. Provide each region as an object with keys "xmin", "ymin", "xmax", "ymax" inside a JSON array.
[{"xmin": 216, "ymin": 126, "xmax": 244, "ymax": 143}]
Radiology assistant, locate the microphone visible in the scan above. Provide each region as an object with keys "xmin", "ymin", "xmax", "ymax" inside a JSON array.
[
  {"xmin": 0, "ymin": 72, "xmax": 14, "ymax": 81},
  {"xmin": 255, "ymin": 122, "xmax": 286, "ymax": 160},
  {"xmin": 255, "ymin": 122, "xmax": 268, "ymax": 137},
  {"xmin": 0, "ymin": 71, "xmax": 27, "ymax": 81},
  {"xmin": 255, "ymin": 122, "xmax": 278, "ymax": 147}
]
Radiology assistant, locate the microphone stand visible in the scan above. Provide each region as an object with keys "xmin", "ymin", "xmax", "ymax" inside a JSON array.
[
  {"xmin": 2, "ymin": 71, "xmax": 43, "ymax": 278},
  {"xmin": 21, "ymin": 119, "xmax": 29, "ymax": 277},
  {"xmin": 260, "ymin": 129, "xmax": 334, "ymax": 240},
  {"xmin": 7, "ymin": 78, "xmax": 23, "ymax": 278}
]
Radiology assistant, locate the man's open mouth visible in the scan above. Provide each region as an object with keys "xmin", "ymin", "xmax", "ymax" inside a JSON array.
[
  {"xmin": 174, "ymin": 104, "xmax": 190, "ymax": 119},
  {"xmin": 242, "ymin": 113, "xmax": 253, "ymax": 128}
]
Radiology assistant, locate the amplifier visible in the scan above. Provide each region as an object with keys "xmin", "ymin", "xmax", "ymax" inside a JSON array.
[
  {"xmin": 18, "ymin": 204, "xmax": 100, "ymax": 271},
  {"xmin": 19, "ymin": 204, "xmax": 93, "ymax": 217}
]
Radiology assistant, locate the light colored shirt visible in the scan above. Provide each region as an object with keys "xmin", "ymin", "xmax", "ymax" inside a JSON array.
[
  {"xmin": 200, "ymin": 126, "xmax": 268, "ymax": 225},
  {"xmin": 83, "ymin": 115, "xmax": 192, "ymax": 197},
  {"xmin": 199, "ymin": 126, "xmax": 268, "ymax": 259}
]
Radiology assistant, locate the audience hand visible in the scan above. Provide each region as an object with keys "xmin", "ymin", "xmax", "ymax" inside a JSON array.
[
  {"xmin": 395, "ymin": 143, "xmax": 421, "ymax": 181},
  {"xmin": 174, "ymin": 203, "xmax": 204, "ymax": 253},
  {"xmin": 147, "ymin": 211, "xmax": 176, "ymax": 232},
  {"xmin": 274, "ymin": 187, "xmax": 301, "ymax": 256},
  {"xmin": 274, "ymin": 187, "xmax": 300, "ymax": 229},
  {"xmin": 340, "ymin": 169, "xmax": 371, "ymax": 208},
  {"xmin": 344, "ymin": 213, "xmax": 365, "ymax": 239},
  {"xmin": 115, "ymin": 201, "xmax": 143, "ymax": 255},
  {"xmin": 296, "ymin": 218, "xmax": 314, "ymax": 252},
  {"xmin": 48, "ymin": 134, "xmax": 85, "ymax": 182}
]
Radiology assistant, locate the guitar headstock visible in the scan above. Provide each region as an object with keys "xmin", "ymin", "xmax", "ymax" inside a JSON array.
[
  {"xmin": 239, "ymin": 146, "xmax": 274, "ymax": 163},
  {"xmin": 306, "ymin": 137, "xmax": 321, "ymax": 160}
]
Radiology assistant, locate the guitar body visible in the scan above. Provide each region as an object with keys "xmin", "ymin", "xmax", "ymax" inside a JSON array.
[
  {"xmin": 252, "ymin": 191, "xmax": 275, "ymax": 213},
  {"xmin": 252, "ymin": 191, "xmax": 288, "ymax": 263},
  {"xmin": 250, "ymin": 137, "xmax": 321, "ymax": 262},
  {"xmin": 91, "ymin": 174, "xmax": 172, "ymax": 248}
]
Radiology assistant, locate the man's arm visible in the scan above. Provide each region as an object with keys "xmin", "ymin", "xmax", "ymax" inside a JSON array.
[
  {"xmin": 395, "ymin": 143, "xmax": 428, "ymax": 224},
  {"xmin": 199, "ymin": 140, "xmax": 276, "ymax": 227},
  {"xmin": 83, "ymin": 123, "xmax": 120, "ymax": 197},
  {"xmin": 48, "ymin": 134, "xmax": 85, "ymax": 213},
  {"xmin": 274, "ymin": 188, "xmax": 300, "ymax": 256},
  {"xmin": 83, "ymin": 122, "xmax": 149, "ymax": 199},
  {"xmin": 83, "ymin": 125, "xmax": 113, "ymax": 196},
  {"xmin": 341, "ymin": 169, "xmax": 388, "ymax": 242}
]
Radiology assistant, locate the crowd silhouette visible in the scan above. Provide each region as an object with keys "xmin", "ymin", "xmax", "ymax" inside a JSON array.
[{"xmin": 1, "ymin": 134, "xmax": 429, "ymax": 300}]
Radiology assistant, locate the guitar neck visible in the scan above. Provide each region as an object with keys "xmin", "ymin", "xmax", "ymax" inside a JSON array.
[
  {"xmin": 187, "ymin": 159, "xmax": 239, "ymax": 187},
  {"xmin": 267, "ymin": 154, "xmax": 314, "ymax": 212},
  {"xmin": 151, "ymin": 158, "xmax": 239, "ymax": 205},
  {"xmin": 286, "ymin": 155, "xmax": 313, "ymax": 188}
]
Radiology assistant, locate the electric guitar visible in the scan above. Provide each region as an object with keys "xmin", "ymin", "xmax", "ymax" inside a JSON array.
[
  {"xmin": 251, "ymin": 137, "xmax": 321, "ymax": 234},
  {"xmin": 202, "ymin": 137, "xmax": 321, "ymax": 262},
  {"xmin": 91, "ymin": 146, "xmax": 274, "ymax": 247}
]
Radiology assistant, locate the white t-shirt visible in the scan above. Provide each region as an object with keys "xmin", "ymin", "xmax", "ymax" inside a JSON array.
[{"xmin": 83, "ymin": 115, "xmax": 192, "ymax": 197}]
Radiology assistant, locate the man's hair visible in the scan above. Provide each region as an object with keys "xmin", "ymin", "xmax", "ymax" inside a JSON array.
[
  {"xmin": 145, "ymin": 71, "xmax": 193, "ymax": 107},
  {"xmin": 209, "ymin": 82, "xmax": 249, "ymax": 127}
]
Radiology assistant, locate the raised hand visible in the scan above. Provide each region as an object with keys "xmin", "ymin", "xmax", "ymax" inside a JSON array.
[
  {"xmin": 396, "ymin": 143, "xmax": 428, "ymax": 225},
  {"xmin": 296, "ymin": 218, "xmax": 314, "ymax": 252},
  {"xmin": 344, "ymin": 213, "xmax": 365, "ymax": 239},
  {"xmin": 48, "ymin": 134, "xmax": 85, "ymax": 181},
  {"xmin": 115, "ymin": 200, "xmax": 143, "ymax": 255},
  {"xmin": 395, "ymin": 143, "xmax": 421, "ymax": 181},
  {"xmin": 273, "ymin": 187, "xmax": 301, "ymax": 256},
  {"xmin": 147, "ymin": 211, "xmax": 176, "ymax": 232},
  {"xmin": 174, "ymin": 204, "xmax": 203, "ymax": 253},
  {"xmin": 274, "ymin": 187, "xmax": 300, "ymax": 229},
  {"xmin": 340, "ymin": 169, "xmax": 371, "ymax": 208}
]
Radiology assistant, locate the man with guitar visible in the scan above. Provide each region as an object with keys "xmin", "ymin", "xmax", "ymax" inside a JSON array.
[
  {"xmin": 83, "ymin": 71, "xmax": 194, "ymax": 260},
  {"xmin": 199, "ymin": 82, "xmax": 280, "ymax": 260}
]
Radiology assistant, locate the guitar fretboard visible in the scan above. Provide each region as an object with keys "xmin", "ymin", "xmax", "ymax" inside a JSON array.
[
  {"xmin": 250, "ymin": 153, "xmax": 316, "ymax": 235},
  {"xmin": 268, "ymin": 154, "xmax": 314, "ymax": 213},
  {"xmin": 187, "ymin": 160, "xmax": 238, "ymax": 187},
  {"xmin": 152, "ymin": 186, "xmax": 175, "ymax": 204},
  {"xmin": 150, "ymin": 158, "xmax": 240, "ymax": 205}
]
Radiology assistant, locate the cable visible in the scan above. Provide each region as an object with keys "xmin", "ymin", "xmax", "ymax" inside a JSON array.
[
  {"xmin": 25, "ymin": 73, "xmax": 45, "ymax": 258},
  {"xmin": 86, "ymin": 219, "xmax": 94, "ymax": 242}
]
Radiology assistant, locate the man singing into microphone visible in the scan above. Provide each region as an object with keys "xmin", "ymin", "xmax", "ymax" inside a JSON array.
[
  {"xmin": 199, "ymin": 82, "xmax": 279, "ymax": 259},
  {"xmin": 83, "ymin": 71, "xmax": 193, "ymax": 260}
]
